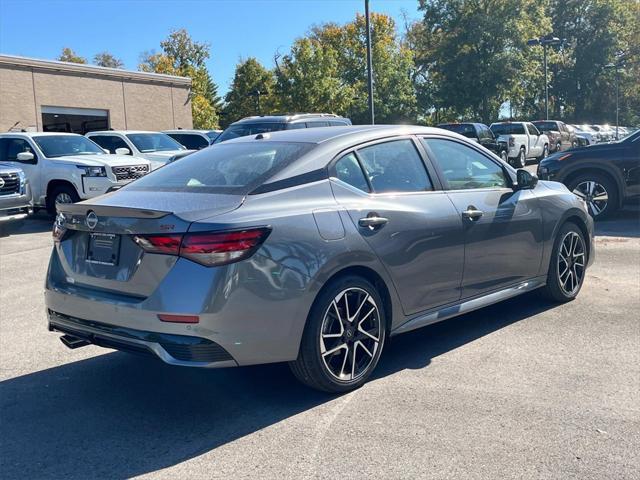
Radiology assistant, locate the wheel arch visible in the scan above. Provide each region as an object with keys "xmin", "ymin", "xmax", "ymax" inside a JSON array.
[
  {"xmin": 562, "ymin": 166, "xmax": 624, "ymax": 208},
  {"xmin": 46, "ymin": 179, "xmax": 80, "ymax": 213}
]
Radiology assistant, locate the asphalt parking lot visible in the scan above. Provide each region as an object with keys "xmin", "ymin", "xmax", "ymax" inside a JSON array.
[{"xmin": 1, "ymin": 203, "xmax": 639, "ymax": 479}]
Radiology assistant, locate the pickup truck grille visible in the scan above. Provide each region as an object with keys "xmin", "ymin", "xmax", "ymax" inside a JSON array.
[
  {"xmin": 112, "ymin": 165, "xmax": 149, "ymax": 182},
  {"xmin": 0, "ymin": 173, "xmax": 20, "ymax": 196}
]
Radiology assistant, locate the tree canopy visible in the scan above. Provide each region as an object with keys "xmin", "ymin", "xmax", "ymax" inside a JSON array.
[
  {"xmin": 57, "ymin": 48, "xmax": 86, "ymax": 64},
  {"xmin": 93, "ymin": 52, "xmax": 124, "ymax": 69}
]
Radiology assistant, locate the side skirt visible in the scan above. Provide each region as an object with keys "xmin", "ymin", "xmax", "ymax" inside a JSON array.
[{"xmin": 391, "ymin": 277, "xmax": 546, "ymax": 336}]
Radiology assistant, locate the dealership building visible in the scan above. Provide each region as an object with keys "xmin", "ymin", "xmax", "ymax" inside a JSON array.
[{"xmin": 0, "ymin": 54, "xmax": 192, "ymax": 134}]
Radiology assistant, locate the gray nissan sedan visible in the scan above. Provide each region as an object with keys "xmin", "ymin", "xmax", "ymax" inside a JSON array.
[{"xmin": 46, "ymin": 125, "xmax": 594, "ymax": 392}]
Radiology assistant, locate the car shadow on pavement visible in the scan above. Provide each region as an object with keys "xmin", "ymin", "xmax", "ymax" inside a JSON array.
[
  {"xmin": 0, "ymin": 213, "xmax": 52, "ymax": 237},
  {"xmin": 594, "ymin": 206, "xmax": 640, "ymax": 238},
  {"xmin": 0, "ymin": 292, "xmax": 556, "ymax": 479}
]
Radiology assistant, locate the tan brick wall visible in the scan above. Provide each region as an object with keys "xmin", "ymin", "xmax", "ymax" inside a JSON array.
[
  {"xmin": 33, "ymin": 70, "xmax": 126, "ymax": 130},
  {"xmin": 0, "ymin": 66, "xmax": 38, "ymax": 131},
  {"xmin": 0, "ymin": 63, "xmax": 192, "ymax": 132}
]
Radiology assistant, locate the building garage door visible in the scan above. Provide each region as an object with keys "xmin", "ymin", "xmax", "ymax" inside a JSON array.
[{"xmin": 41, "ymin": 106, "xmax": 109, "ymax": 134}]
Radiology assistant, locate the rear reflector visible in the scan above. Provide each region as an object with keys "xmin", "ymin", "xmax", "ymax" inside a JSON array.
[
  {"xmin": 158, "ymin": 314, "xmax": 200, "ymax": 324},
  {"xmin": 133, "ymin": 227, "xmax": 271, "ymax": 267}
]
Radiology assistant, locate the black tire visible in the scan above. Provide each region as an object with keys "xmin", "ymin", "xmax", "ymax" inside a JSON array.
[
  {"xmin": 567, "ymin": 172, "xmax": 618, "ymax": 220},
  {"xmin": 538, "ymin": 144, "xmax": 549, "ymax": 162},
  {"xmin": 512, "ymin": 147, "xmax": 526, "ymax": 168},
  {"xmin": 46, "ymin": 184, "xmax": 80, "ymax": 215},
  {"xmin": 540, "ymin": 222, "xmax": 587, "ymax": 302},
  {"xmin": 289, "ymin": 275, "xmax": 387, "ymax": 393}
]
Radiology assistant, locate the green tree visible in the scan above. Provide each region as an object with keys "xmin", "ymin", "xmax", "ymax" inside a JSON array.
[
  {"xmin": 411, "ymin": 0, "xmax": 548, "ymax": 124},
  {"xmin": 275, "ymin": 37, "xmax": 355, "ymax": 116},
  {"xmin": 57, "ymin": 48, "xmax": 86, "ymax": 64},
  {"xmin": 548, "ymin": 0, "xmax": 639, "ymax": 124},
  {"xmin": 139, "ymin": 29, "xmax": 220, "ymax": 129},
  {"xmin": 223, "ymin": 58, "xmax": 277, "ymax": 126},
  {"xmin": 93, "ymin": 52, "xmax": 124, "ymax": 68}
]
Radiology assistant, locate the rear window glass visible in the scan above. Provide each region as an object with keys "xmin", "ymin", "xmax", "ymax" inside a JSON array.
[
  {"xmin": 490, "ymin": 124, "xmax": 525, "ymax": 135},
  {"xmin": 215, "ymin": 123, "xmax": 287, "ymax": 143},
  {"xmin": 127, "ymin": 142, "xmax": 313, "ymax": 194},
  {"xmin": 532, "ymin": 121, "xmax": 559, "ymax": 131},
  {"xmin": 438, "ymin": 124, "xmax": 477, "ymax": 138}
]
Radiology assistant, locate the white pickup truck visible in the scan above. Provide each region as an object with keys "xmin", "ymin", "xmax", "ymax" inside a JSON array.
[
  {"xmin": 489, "ymin": 122, "xmax": 550, "ymax": 168},
  {"xmin": 0, "ymin": 132, "xmax": 151, "ymax": 213}
]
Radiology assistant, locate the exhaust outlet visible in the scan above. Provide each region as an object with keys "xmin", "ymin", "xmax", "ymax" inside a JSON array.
[{"xmin": 60, "ymin": 334, "xmax": 90, "ymax": 349}]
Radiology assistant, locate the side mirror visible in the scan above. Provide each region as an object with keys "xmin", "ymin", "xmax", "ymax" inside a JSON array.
[
  {"xmin": 16, "ymin": 151, "xmax": 35, "ymax": 162},
  {"xmin": 115, "ymin": 148, "xmax": 130, "ymax": 156},
  {"xmin": 515, "ymin": 169, "xmax": 538, "ymax": 190}
]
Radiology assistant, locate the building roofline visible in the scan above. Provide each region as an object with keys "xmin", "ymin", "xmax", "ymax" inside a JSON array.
[{"xmin": 0, "ymin": 54, "xmax": 192, "ymax": 86}]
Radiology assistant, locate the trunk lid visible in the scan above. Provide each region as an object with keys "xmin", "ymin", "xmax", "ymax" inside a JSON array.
[{"xmin": 53, "ymin": 190, "xmax": 244, "ymax": 297}]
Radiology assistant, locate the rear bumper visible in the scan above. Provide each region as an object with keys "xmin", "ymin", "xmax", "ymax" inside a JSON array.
[
  {"xmin": 0, "ymin": 192, "xmax": 32, "ymax": 221},
  {"xmin": 48, "ymin": 309, "xmax": 238, "ymax": 368}
]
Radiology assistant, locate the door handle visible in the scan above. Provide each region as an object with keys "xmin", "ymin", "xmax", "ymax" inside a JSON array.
[
  {"xmin": 358, "ymin": 214, "xmax": 388, "ymax": 229},
  {"xmin": 462, "ymin": 206, "xmax": 483, "ymax": 220}
]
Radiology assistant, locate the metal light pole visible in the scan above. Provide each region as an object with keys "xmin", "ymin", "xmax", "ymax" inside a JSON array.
[
  {"xmin": 365, "ymin": 0, "xmax": 375, "ymax": 124},
  {"xmin": 605, "ymin": 63, "xmax": 620, "ymax": 139},
  {"xmin": 527, "ymin": 36, "xmax": 562, "ymax": 120}
]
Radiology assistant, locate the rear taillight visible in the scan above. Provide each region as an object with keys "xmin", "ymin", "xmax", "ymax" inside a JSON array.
[{"xmin": 133, "ymin": 227, "xmax": 271, "ymax": 267}]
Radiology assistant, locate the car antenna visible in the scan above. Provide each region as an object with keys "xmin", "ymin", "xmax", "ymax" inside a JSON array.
[{"xmin": 8, "ymin": 121, "xmax": 19, "ymax": 132}]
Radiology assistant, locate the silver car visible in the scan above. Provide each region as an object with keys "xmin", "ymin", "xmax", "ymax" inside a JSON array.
[{"xmin": 46, "ymin": 126, "xmax": 594, "ymax": 392}]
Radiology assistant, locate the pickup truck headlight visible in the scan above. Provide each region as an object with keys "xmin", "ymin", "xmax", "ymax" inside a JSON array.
[{"xmin": 77, "ymin": 166, "xmax": 107, "ymax": 177}]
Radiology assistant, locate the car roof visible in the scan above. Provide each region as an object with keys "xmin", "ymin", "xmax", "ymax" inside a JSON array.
[
  {"xmin": 0, "ymin": 131, "xmax": 83, "ymax": 137},
  {"xmin": 163, "ymin": 129, "xmax": 221, "ymax": 134},
  {"xmin": 87, "ymin": 130, "xmax": 164, "ymax": 135},
  {"xmin": 231, "ymin": 113, "xmax": 348, "ymax": 125}
]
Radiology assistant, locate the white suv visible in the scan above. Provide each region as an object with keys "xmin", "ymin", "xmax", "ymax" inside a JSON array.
[
  {"xmin": 0, "ymin": 132, "xmax": 151, "ymax": 213},
  {"xmin": 86, "ymin": 130, "xmax": 194, "ymax": 170}
]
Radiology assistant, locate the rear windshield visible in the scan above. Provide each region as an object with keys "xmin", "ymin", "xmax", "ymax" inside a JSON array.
[
  {"xmin": 438, "ymin": 124, "xmax": 476, "ymax": 138},
  {"xmin": 532, "ymin": 121, "xmax": 559, "ymax": 131},
  {"xmin": 127, "ymin": 142, "xmax": 313, "ymax": 194},
  {"xmin": 215, "ymin": 123, "xmax": 287, "ymax": 143},
  {"xmin": 490, "ymin": 123, "xmax": 525, "ymax": 135}
]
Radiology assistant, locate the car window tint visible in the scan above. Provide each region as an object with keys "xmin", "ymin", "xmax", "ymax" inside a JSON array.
[
  {"xmin": 527, "ymin": 124, "xmax": 541, "ymax": 135},
  {"xmin": 335, "ymin": 153, "xmax": 369, "ymax": 192},
  {"xmin": 90, "ymin": 135, "xmax": 130, "ymax": 154},
  {"xmin": 328, "ymin": 121, "xmax": 348, "ymax": 126},
  {"xmin": 490, "ymin": 123, "xmax": 525, "ymax": 135},
  {"xmin": 1, "ymin": 138, "xmax": 36, "ymax": 161},
  {"xmin": 357, "ymin": 139, "xmax": 432, "ymax": 193},
  {"xmin": 167, "ymin": 133, "xmax": 209, "ymax": 150},
  {"xmin": 286, "ymin": 123, "xmax": 306, "ymax": 129},
  {"xmin": 422, "ymin": 138, "xmax": 508, "ymax": 190},
  {"xmin": 306, "ymin": 121, "xmax": 329, "ymax": 128}
]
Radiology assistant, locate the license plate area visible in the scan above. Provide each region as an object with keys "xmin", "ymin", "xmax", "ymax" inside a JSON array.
[{"xmin": 87, "ymin": 233, "xmax": 121, "ymax": 266}]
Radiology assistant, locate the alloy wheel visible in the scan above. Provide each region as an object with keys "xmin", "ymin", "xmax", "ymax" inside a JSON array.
[
  {"xmin": 573, "ymin": 181, "xmax": 608, "ymax": 217},
  {"xmin": 320, "ymin": 287, "xmax": 381, "ymax": 381},
  {"xmin": 557, "ymin": 231, "xmax": 585, "ymax": 296},
  {"xmin": 55, "ymin": 192, "xmax": 73, "ymax": 205}
]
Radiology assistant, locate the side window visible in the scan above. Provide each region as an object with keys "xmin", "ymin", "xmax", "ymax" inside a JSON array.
[
  {"xmin": 527, "ymin": 124, "xmax": 540, "ymax": 136},
  {"xmin": 306, "ymin": 121, "xmax": 329, "ymax": 128},
  {"xmin": 3, "ymin": 138, "xmax": 37, "ymax": 162},
  {"xmin": 482, "ymin": 126, "xmax": 495, "ymax": 140},
  {"xmin": 422, "ymin": 138, "xmax": 508, "ymax": 190},
  {"xmin": 334, "ymin": 153, "xmax": 370, "ymax": 192},
  {"xmin": 286, "ymin": 123, "xmax": 306, "ymax": 130},
  {"xmin": 91, "ymin": 135, "xmax": 130, "ymax": 154},
  {"xmin": 168, "ymin": 134, "xmax": 208, "ymax": 150},
  {"xmin": 329, "ymin": 121, "xmax": 348, "ymax": 126},
  {"xmin": 357, "ymin": 139, "xmax": 432, "ymax": 193}
]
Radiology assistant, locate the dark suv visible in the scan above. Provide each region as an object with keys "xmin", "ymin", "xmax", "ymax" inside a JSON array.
[
  {"xmin": 215, "ymin": 114, "xmax": 351, "ymax": 143},
  {"xmin": 437, "ymin": 123, "xmax": 509, "ymax": 163},
  {"xmin": 538, "ymin": 129, "xmax": 640, "ymax": 219},
  {"xmin": 532, "ymin": 120, "xmax": 578, "ymax": 153}
]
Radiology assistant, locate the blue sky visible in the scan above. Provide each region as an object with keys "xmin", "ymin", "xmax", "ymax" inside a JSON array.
[{"xmin": 0, "ymin": 0, "xmax": 422, "ymax": 95}]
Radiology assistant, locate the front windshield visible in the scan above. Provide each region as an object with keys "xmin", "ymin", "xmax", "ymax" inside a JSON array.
[
  {"xmin": 33, "ymin": 135, "xmax": 105, "ymax": 158},
  {"xmin": 533, "ymin": 121, "xmax": 558, "ymax": 131},
  {"xmin": 126, "ymin": 133, "xmax": 184, "ymax": 153},
  {"xmin": 215, "ymin": 123, "xmax": 287, "ymax": 143},
  {"xmin": 128, "ymin": 141, "xmax": 314, "ymax": 194}
]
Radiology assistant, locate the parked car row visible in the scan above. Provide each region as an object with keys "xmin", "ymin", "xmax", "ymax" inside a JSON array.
[{"xmin": 0, "ymin": 114, "xmax": 353, "ymax": 220}]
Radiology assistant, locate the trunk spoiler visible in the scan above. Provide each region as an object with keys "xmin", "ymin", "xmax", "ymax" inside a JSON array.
[{"xmin": 57, "ymin": 202, "xmax": 171, "ymax": 219}]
